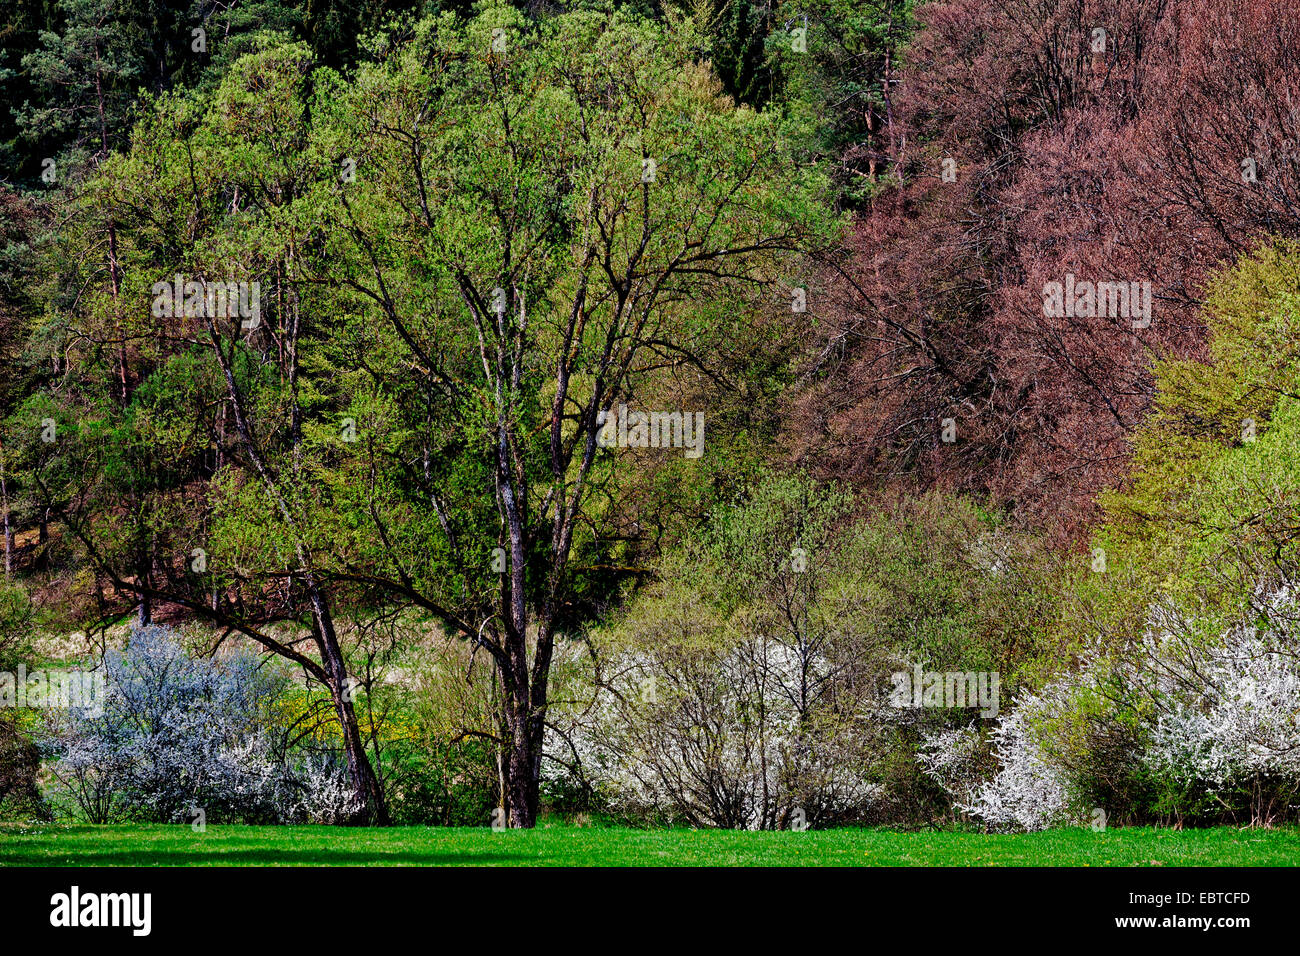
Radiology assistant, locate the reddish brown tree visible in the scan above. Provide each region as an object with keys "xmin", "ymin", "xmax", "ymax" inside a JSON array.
[{"xmin": 793, "ymin": 0, "xmax": 1300, "ymax": 540}]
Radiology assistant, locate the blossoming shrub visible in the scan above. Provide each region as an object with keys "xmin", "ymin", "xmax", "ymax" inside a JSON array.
[
  {"xmin": 46, "ymin": 625, "xmax": 358, "ymax": 823},
  {"xmin": 924, "ymin": 587, "xmax": 1300, "ymax": 830},
  {"xmin": 547, "ymin": 476, "xmax": 1058, "ymax": 828}
]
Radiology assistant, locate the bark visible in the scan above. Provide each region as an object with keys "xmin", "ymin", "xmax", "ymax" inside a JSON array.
[
  {"xmin": 310, "ymin": 582, "xmax": 389, "ymax": 825},
  {"xmin": 504, "ymin": 697, "xmax": 539, "ymax": 828}
]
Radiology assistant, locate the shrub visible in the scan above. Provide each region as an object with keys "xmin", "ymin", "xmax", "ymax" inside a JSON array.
[
  {"xmin": 550, "ymin": 476, "xmax": 1056, "ymax": 828},
  {"xmin": 46, "ymin": 625, "xmax": 357, "ymax": 823},
  {"xmin": 1138, "ymin": 589, "xmax": 1300, "ymax": 826},
  {"xmin": 925, "ymin": 583, "xmax": 1300, "ymax": 830},
  {"xmin": 953, "ymin": 693, "xmax": 1075, "ymax": 833}
]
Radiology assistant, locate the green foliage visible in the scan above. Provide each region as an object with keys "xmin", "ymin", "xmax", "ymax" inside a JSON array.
[
  {"xmin": 362, "ymin": 637, "xmax": 501, "ymax": 825},
  {"xmin": 1075, "ymin": 240, "xmax": 1300, "ymax": 646},
  {"xmin": 40, "ymin": 5, "xmax": 834, "ymax": 652},
  {"xmin": 766, "ymin": 0, "xmax": 913, "ymax": 205},
  {"xmin": 0, "ymin": 583, "xmax": 49, "ymax": 820},
  {"xmin": 16, "ymin": 0, "xmax": 147, "ymax": 179},
  {"xmin": 561, "ymin": 474, "xmax": 1059, "ymax": 825}
]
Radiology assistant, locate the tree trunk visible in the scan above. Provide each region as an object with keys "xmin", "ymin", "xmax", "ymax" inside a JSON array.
[
  {"xmin": 329, "ymin": 674, "xmax": 389, "ymax": 826},
  {"xmin": 504, "ymin": 713, "xmax": 538, "ymax": 828},
  {"xmin": 502, "ymin": 681, "xmax": 542, "ymax": 828},
  {"xmin": 498, "ymin": 622, "xmax": 553, "ymax": 828},
  {"xmin": 208, "ymin": 315, "xmax": 390, "ymax": 826},
  {"xmin": 308, "ymin": 580, "xmax": 390, "ymax": 825}
]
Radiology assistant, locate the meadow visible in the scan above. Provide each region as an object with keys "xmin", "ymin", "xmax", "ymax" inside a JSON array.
[{"xmin": 1, "ymin": 824, "xmax": 1297, "ymax": 867}]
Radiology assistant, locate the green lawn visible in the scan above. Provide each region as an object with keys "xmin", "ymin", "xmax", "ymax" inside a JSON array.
[{"xmin": 1, "ymin": 822, "xmax": 1297, "ymax": 866}]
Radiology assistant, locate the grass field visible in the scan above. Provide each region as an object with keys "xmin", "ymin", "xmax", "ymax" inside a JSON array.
[{"xmin": 1, "ymin": 822, "xmax": 1297, "ymax": 866}]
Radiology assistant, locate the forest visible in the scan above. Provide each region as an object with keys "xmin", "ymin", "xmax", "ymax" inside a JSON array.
[{"xmin": 2, "ymin": 0, "xmax": 1300, "ymax": 851}]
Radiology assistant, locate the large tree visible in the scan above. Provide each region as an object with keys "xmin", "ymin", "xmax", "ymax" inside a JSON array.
[
  {"xmin": 44, "ymin": 7, "xmax": 832, "ymax": 825},
  {"xmin": 311, "ymin": 7, "xmax": 832, "ymax": 826}
]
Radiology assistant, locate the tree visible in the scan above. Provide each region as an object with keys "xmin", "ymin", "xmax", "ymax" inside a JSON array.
[
  {"xmin": 19, "ymin": 0, "xmax": 148, "ymax": 174},
  {"xmin": 766, "ymin": 0, "xmax": 914, "ymax": 206},
  {"xmin": 310, "ymin": 7, "xmax": 832, "ymax": 825},
  {"xmin": 39, "ymin": 35, "xmax": 395, "ymax": 822},
  {"xmin": 791, "ymin": 0, "xmax": 1300, "ymax": 539},
  {"xmin": 44, "ymin": 7, "xmax": 832, "ymax": 826}
]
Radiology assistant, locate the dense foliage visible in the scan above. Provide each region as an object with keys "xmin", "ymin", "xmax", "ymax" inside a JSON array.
[{"xmin": 2, "ymin": 0, "xmax": 1300, "ymax": 833}]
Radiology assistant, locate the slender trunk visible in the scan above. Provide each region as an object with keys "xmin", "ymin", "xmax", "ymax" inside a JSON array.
[
  {"xmin": 136, "ymin": 577, "xmax": 151, "ymax": 625},
  {"xmin": 309, "ymin": 580, "xmax": 389, "ymax": 825},
  {"xmin": 495, "ymin": 355, "xmax": 540, "ymax": 826},
  {"xmin": 135, "ymin": 495, "xmax": 151, "ymax": 625},
  {"xmin": 271, "ymin": 259, "xmax": 387, "ymax": 820},
  {"xmin": 491, "ymin": 665, "xmax": 507, "ymax": 817},
  {"xmin": 883, "ymin": 40, "xmax": 896, "ymax": 159},
  {"xmin": 207, "ymin": 310, "xmax": 390, "ymax": 826},
  {"xmin": 94, "ymin": 50, "xmax": 128, "ymax": 405},
  {"xmin": 111, "ymin": 221, "xmax": 127, "ymax": 404}
]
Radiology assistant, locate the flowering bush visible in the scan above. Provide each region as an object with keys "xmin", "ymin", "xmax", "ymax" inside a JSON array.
[
  {"xmin": 923, "ymin": 584, "xmax": 1300, "ymax": 829},
  {"xmin": 556, "ymin": 634, "xmax": 883, "ymax": 830},
  {"xmin": 46, "ymin": 625, "xmax": 357, "ymax": 824},
  {"xmin": 917, "ymin": 725, "xmax": 987, "ymax": 812},
  {"xmin": 1139, "ymin": 589, "xmax": 1300, "ymax": 824},
  {"xmin": 958, "ymin": 695, "xmax": 1075, "ymax": 832}
]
